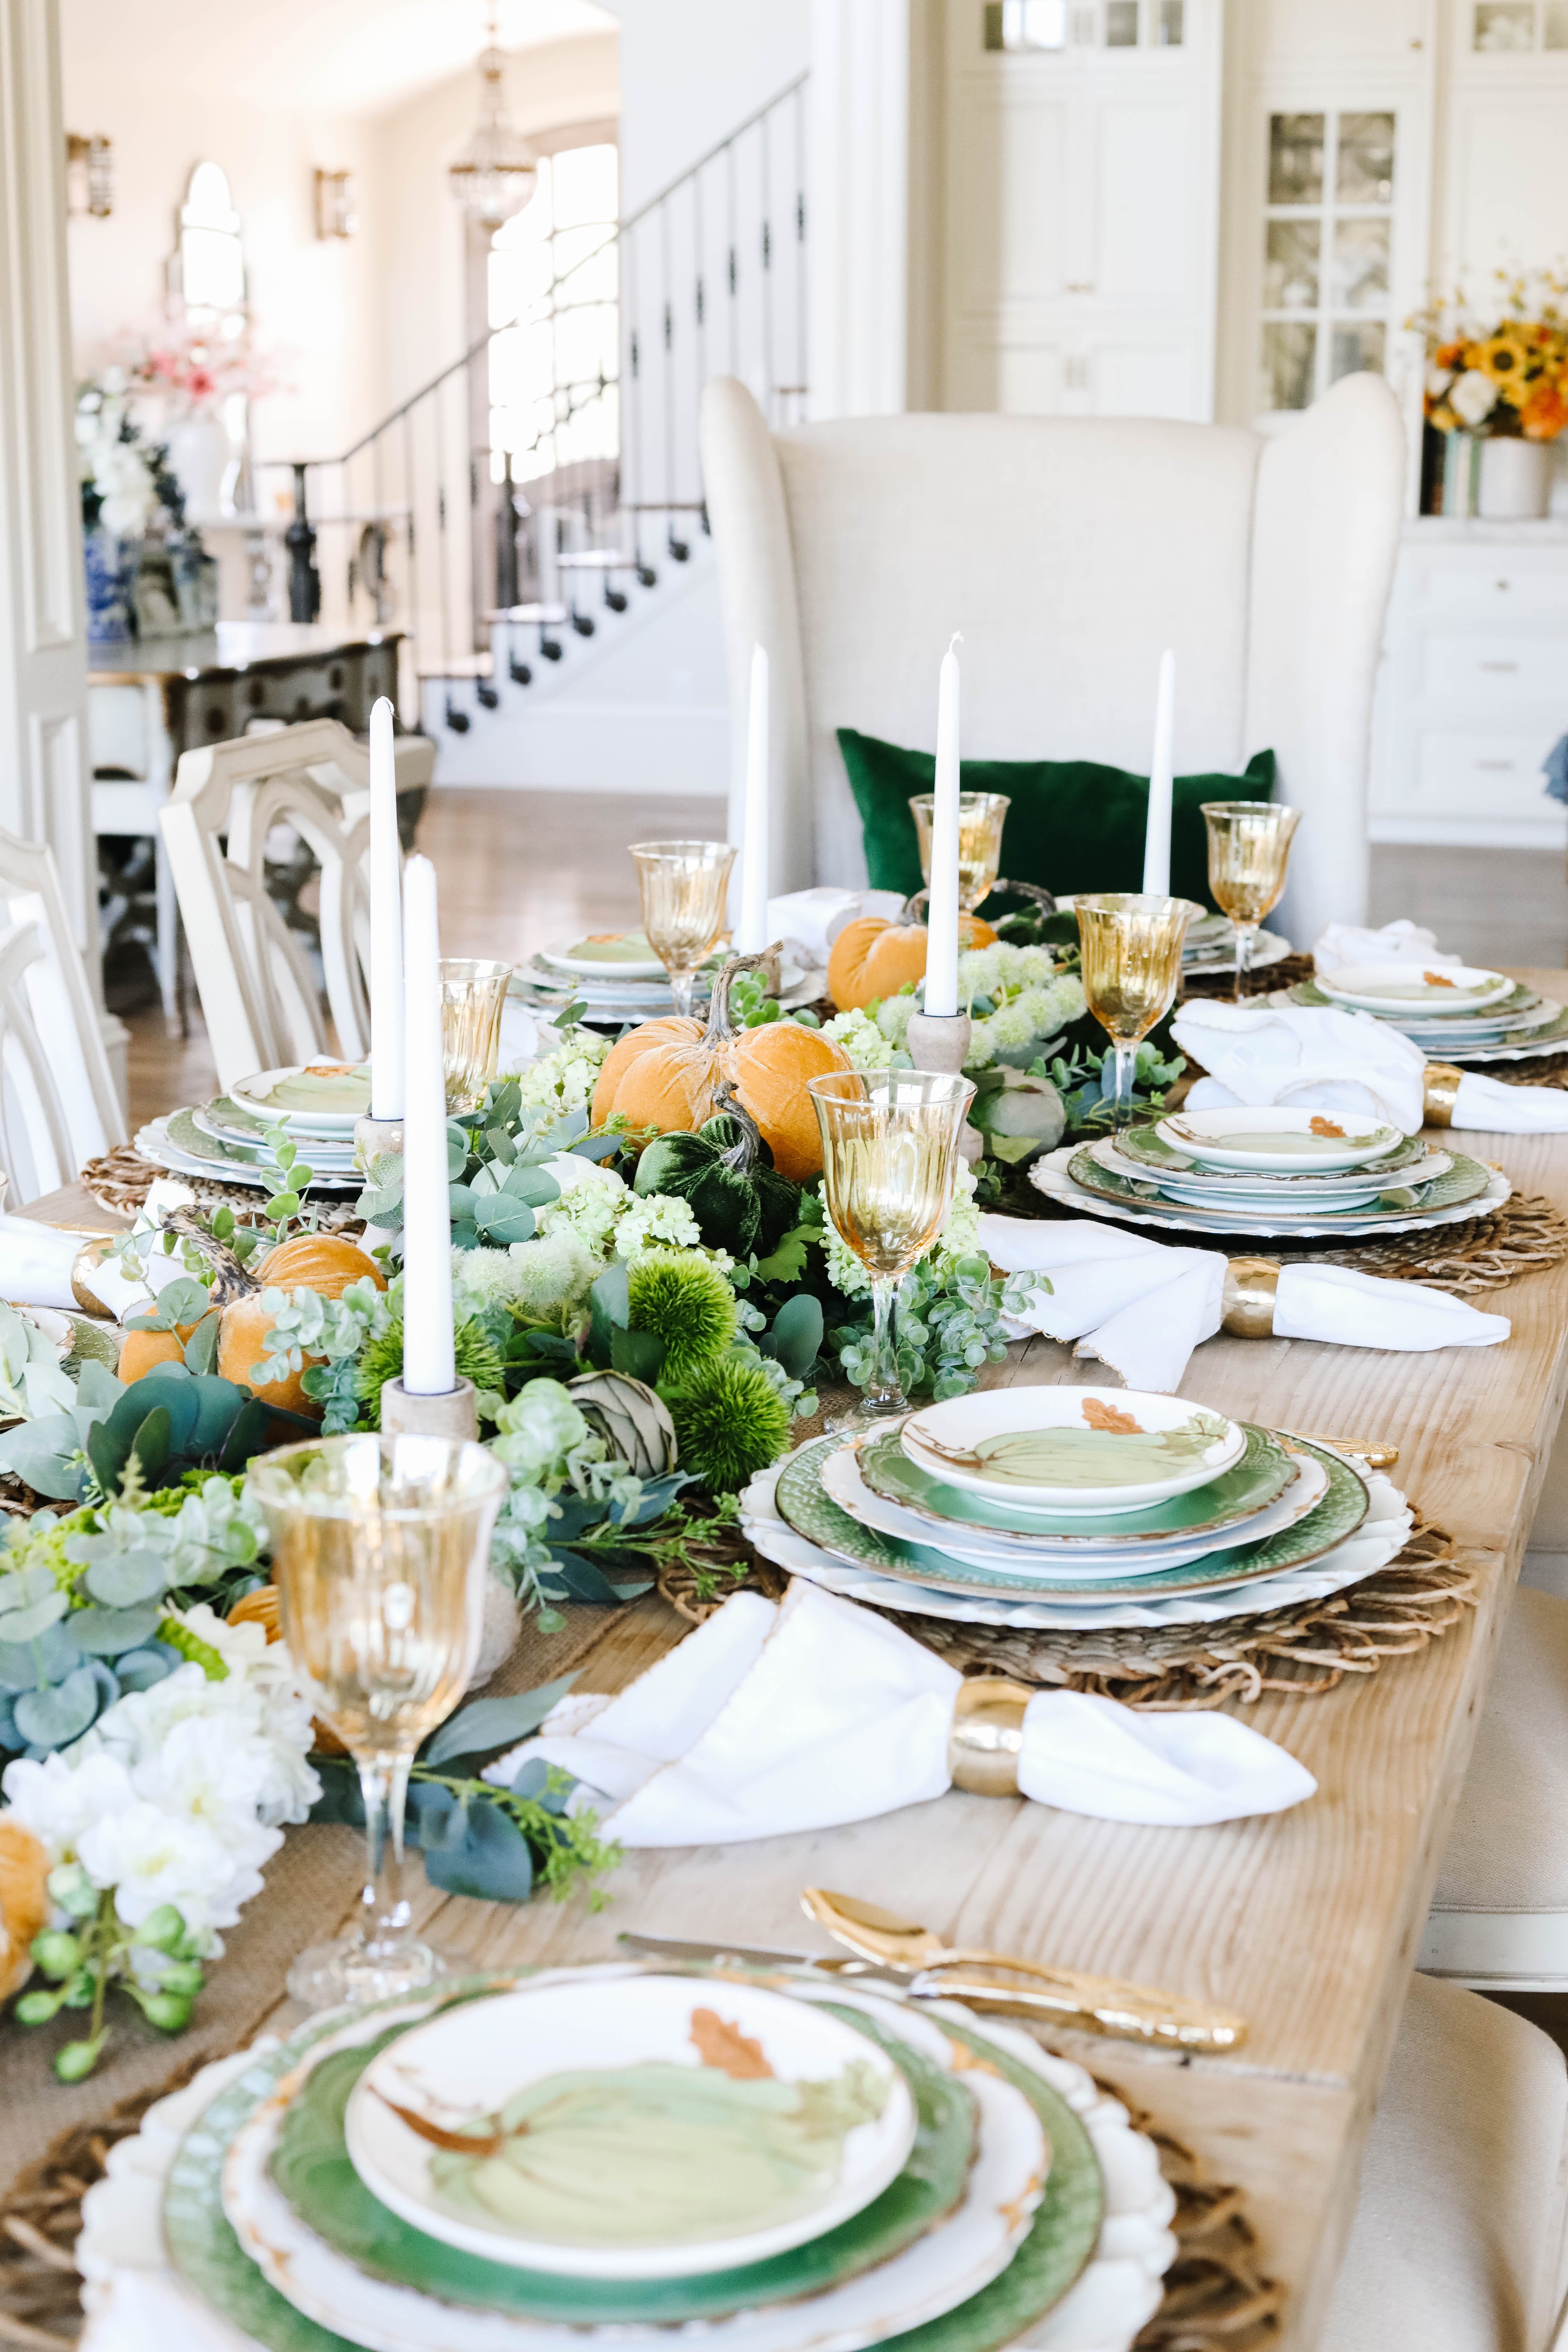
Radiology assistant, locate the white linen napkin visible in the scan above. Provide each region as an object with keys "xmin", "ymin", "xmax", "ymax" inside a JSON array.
[
  {"xmin": 979, "ymin": 1207, "xmax": 1507, "ymax": 1389},
  {"xmin": 1312, "ymin": 917, "xmax": 1460, "ymax": 974},
  {"xmin": 1450, "ymin": 1069, "xmax": 1568, "ymax": 1133},
  {"xmin": 0, "ymin": 1214, "xmax": 88, "ymax": 1311},
  {"xmin": 1171, "ymin": 999, "xmax": 1429, "ymax": 1133},
  {"xmin": 486, "ymin": 1582, "xmax": 1316, "ymax": 1834},
  {"xmin": 766, "ymin": 886, "xmax": 906, "ymax": 971}
]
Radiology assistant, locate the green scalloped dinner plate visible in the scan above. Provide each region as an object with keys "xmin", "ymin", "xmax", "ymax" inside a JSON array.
[
  {"xmin": 861, "ymin": 1420, "xmax": 1295, "ymax": 1545},
  {"xmin": 1065, "ymin": 1144, "xmax": 1492, "ymax": 1227},
  {"xmin": 162, "ymin": 1968, "xmax": 1106, "ymax": 2352},
  {"xmin": 778, "ymin": 1434, "xmax": 1369, "ymax": 1602},
  {"xmin": 268, "ymin": 2005, "xmax": 973, "ymax": 2323}
]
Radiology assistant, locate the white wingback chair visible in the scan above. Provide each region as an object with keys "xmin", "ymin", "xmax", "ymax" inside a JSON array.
[
  {"xmin": 700, "ymin": 378, "xmax": 1406, "ymax": 947},
  {"xmin": 0, "ymin": 826, "xmax": 127, "ymax": 1203}
]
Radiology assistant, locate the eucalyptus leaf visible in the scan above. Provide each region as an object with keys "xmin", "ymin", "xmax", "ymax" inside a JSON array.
[
  {"xmin": 0, "ymin": 1418, "xmax": 85, "ymax": 1502},
  {"xmin": 0, "ymin": 1591, "xmax": 68, "ymax": 1644},
  {"xmin": 113, "ymin": 1642, "xmax": 180, "ymax": 1692},
  {"xmin": 421, "ymin": 1794, "xmax": 536, "ymax": 1902},
  {"xmin": 446, "ymin": 1129, "xmax": 469, "ymax": 1180},
  {"xmin": 572, "ymin": 1130, "xmax": 624, "ymax": 1163},
  {"xmin": 547, "ymin": 1549, "xmax": 633, "ymax": 1606},
  {"xmin": 82, "ymin": 1551, "xmax": 167, "ymax": 1609},
  {"xmin": 499, "ymin": 1166, "xmax": 561, "ymax": 1207},
  {"xmin": 767, "ymin": 1293, "xmax": 824, "ymax": 1381},
  {"xmin": 76, "ymin": 1361, "xmax": 124, "ymax": 1412},
  {"xmin": 484, "ymin": 1125, "xmax": 517, "ymax": 1164},
  {"xmin": 422, "ymin": 1674, "xmax": 581, "ymax": 1768},
  {"xmin": 181, "ymin": 1314, "xmax": 221, "ymax": 1376},
  {"xmin": 0, "ymin": 1564, "xmax": 58, "ymax": 1614},
  {"xmin": 0, "ymin": 1621, "xmax": 82, "ymax": 1693},
  {"xmin": 267, "ymin": 1191, "xmax": 302, "ymax": 1219},
  {"xmin": 14, "ymin": 1667, "xmax": 106, "ymax": 1749},
  {"xmin": 473, "ymin": 1197, "xmax": 537, "ymax": 1247},
  {"xmin": 68, "ymin": 1602, "xmax": 167, "ymax": 1656}
]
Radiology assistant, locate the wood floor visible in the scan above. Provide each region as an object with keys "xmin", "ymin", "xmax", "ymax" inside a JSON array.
[{"xmin": 121, "ymin": 792, "xmax": 1568, "ymax": 1126}]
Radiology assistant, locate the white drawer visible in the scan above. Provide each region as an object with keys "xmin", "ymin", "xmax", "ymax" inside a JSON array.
[
  {"xmin": 1414, "ymin": 729, "xmax": 1560, "ymax": 819},
  {"xmin": 1421, "ymin": 632, "xmax": 1568, "ymax": 701},
  {"xmin": 1423, "ymin": 568, "xmax": 1568, "ymax": 621}
]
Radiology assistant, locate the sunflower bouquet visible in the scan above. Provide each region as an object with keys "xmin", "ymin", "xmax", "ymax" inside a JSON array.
[{"xmin": 1415, "ymin": 269, "xmax": 1568, "ymax": 442}]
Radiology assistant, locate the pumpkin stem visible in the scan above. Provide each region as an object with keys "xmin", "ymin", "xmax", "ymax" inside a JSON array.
[
  {"xmin": 708, "ymin": 1080, "xmax": 769, "ymax": 1173},
  {"xmin": 156, "ymin": 1210, "xmax": 262, "ymax": 1307},
  {"xmin": 702, "ymin": 946, "xmax": 782, "ymax": 1047}
]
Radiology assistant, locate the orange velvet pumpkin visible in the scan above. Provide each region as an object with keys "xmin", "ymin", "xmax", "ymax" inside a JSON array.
[
  {"xmin": 0, "ymin": 1819, "xmax": 50, "ymax": 2002},
  {"xmin": 217, "ymin": 1233, "xmax": 386, "ymax": 1418},
  {"xmin": 591, "ymin": 959, "xmax": 853, "ymax": 1181},
  {"xmin": 827, "ymin": 915, "xmax": 1000, "ymax": 1014}
]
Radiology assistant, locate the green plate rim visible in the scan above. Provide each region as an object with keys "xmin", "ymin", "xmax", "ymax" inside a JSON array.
[
  {"xmin": 1114, "ymin": 1124, "xmax": 1432, "ymax": 1186},
  {"xmin": 860, "ymin": 1422, "xmax": 1295, "ymax": 1546},
  {"xmin": 162, "ymin": 1968, "xmax": 1106, "ymax": 2352},
  {"xmin": 778, "ymin": 1434, "xmax": 1370, "ymax": 1602},
  {"xmin": 1065, "ymin": 1144, "xmax": 1492, "ymax": 1227},
  {"xmin": 1288, "ymin": 977, "xmax": 1557, "ymax": 1034},
  {"xmin": 267, "ymin": 2002, "xmax": 975, "ymax": 2322}
]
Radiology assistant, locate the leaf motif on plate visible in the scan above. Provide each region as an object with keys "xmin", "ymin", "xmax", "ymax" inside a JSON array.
[{"xmin": 690, "ymin": 2007, "xmax": 774, "ymax": 2079}]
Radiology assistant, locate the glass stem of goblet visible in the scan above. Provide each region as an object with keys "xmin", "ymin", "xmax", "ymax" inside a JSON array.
[
  {"xmin": 356, "ymin": 1751, "xmax": 414, "ymax": 1958},
  {"xmin": 864, "ymin": 1274, "xmax": 905, "ymax": 1412},
  {"xmin": 1233, "ymin": 925, "xmax": 1256, "ymax": 1003},
  {"xmin": 1110, "ymin": 1040, "xmax": 1139, "ymax": 1129},
  {"xmin": 668, "ymin": 967, "xmax": 695, "ymax": 1020}
]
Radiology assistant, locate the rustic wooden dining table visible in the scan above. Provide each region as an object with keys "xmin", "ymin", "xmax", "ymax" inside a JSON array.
[{"xmin": 6, "ymin": 969, "xmax": 1568, "ymax": 2348}]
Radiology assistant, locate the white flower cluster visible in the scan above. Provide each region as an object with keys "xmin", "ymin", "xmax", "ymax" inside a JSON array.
[
  {"xmin": 482, "ymin": 1154, "xmax": 722, "ymax": 1324},
  {"xmin": 822, "ymin": 1156, "xmax": 982, "ymax": 1301},
  {"xmin": 821, "ymin": 1008, "xmax": 905, "ymax": 1071},
  {"xmin": 515, "ymin": 1031, "xmax": 612, "ymax": 1117},
  {"xmin": 1, "ymin": 1606, "xmax": 319, "ymax": 1954}
]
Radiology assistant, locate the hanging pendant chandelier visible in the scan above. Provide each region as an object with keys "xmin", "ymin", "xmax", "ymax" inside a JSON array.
[{"xmin": 448, "ymin": 15, "xmax": 538, "ymax": 230}]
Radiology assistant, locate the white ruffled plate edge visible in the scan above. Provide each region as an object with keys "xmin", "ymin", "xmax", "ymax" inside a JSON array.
[
  {"xmin": 77, "ymin": 1987, "xmax": 1175, "ymax": 2352},
  {"xmin": 1028, "ymin": 1146, "xmax": 1512, "ymax": 1241}
]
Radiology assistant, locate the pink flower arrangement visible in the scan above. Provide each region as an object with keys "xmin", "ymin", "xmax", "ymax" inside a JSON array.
[{"xmin": 106, "ymin": 323, "xmax": 289, "ymax": 416}]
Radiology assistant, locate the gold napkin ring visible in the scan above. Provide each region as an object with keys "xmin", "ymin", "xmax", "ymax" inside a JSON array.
[
  {"xmin": 948, "ymin": 1678, "xmax": 1034, "ymax": 1797},
  {"xmin": 1220, "ymin": 1256, "xmax": 1280, "ymax": 1339},
  {"xmin": 70, "ymin": 1238, "xmax": 119, "ymax": 1318},
  {"xmin": 1423, "ymin": 1064, "xmax": 1463, "ymax": 1128}
]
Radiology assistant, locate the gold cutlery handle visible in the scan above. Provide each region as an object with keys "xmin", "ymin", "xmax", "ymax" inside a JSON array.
[{"xmin": 918, "ymin": 1958, "xmax": 1247, "ymax": 2053}]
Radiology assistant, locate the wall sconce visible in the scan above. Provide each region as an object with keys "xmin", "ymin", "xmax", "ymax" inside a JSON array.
[
  {"xmin": 65, "ymin": 133, "xmax": 113, "ymax": 217},
  {"xmin": 314, "ymin": 168, "xmax": 358, "ymax": 240}
]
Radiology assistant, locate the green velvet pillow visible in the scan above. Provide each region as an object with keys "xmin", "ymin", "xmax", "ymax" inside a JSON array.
[{"xmin": 836, "ymin": 729, "xmax": 1277, "ymax": 913}]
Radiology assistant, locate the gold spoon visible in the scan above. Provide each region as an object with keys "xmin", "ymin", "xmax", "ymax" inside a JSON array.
[{"xmin": 801, "ymin": 1888, "xmax": 1247, "ymax": 2054}]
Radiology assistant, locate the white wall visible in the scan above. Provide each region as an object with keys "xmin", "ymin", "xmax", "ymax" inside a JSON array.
[
  {"xmin": 60, "ymin": 11, "xmax": 380, "ymax": 474},
  {"xmin": 600, "ymin": 0, "xmax": 809, "ymax": 214}
]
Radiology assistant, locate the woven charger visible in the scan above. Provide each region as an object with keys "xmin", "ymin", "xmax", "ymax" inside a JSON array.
[{"xmin": 79, "ymin": 1144, "xmax": 366, "ymax": 1236}]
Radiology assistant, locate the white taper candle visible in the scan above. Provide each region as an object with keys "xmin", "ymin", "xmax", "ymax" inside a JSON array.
[
  {"xmin": 1141, "ymin": 649, "xmax": 1176, "ymax": 897},
  {"xmin": 924, "ymin": 634, "xmax": 962, "ymax": 1019},
  {"xmin": 735, "ymin": 643, "xmax": 770, "ymax": 953},
  {"xmin": 400, "ymin": 855, "xmax": 456, "ymax": 1395},
  {"xmin": 368, "ymin": 697, "xmax": 405, "ymax": 1119}
]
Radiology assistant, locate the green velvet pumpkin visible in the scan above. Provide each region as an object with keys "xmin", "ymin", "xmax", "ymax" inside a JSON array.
[{"xmin": 635, "ymin": 1101, "xmax": 801, "ymax": 1259}]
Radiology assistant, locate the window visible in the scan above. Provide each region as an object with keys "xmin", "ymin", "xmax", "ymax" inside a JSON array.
[
  {"xmin": 982, "ymin": 0, "xmax": 1183, "ymax": 47},
  {"xmin": 1258, "ymin": 111, "xmax": 1394, "ymax": 414},
  {"xmin": 485, "ymin": 143, "xmax": 618, "ymax": 486},
  {"xmin": 177, "ymin": 162, "xmax": 245, "ymax": 322},
  {"xmin": 1472, "ymin": 0, "xmax": 1568, "ymax": 46}
]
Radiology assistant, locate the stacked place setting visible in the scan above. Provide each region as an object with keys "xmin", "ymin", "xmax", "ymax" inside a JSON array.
[
  {"xmin": 139, "ymin": 1949, "xmax": 1172, "ymax": 2352},
  {"xmin": 135, "ymin": 1060, "xmax": 369, "ymax": 1195},
  {"xmin": 1031, "ymin": 1104, "xmax": 1510, "ymax": 1242},
  {"xmin": 742, "ymin": 1384, "xmax": 1414, "ymax": 1635},
  {"xmin": 510, "ymin": 930, "xmax": 722, "ymax": 1027},
  {"xmin": 1288, "ymin": 962, "xmax": 1568, "ymax": 1063}
]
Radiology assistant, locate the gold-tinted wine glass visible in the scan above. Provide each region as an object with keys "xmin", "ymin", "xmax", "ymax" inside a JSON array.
[
  {"xmin": 1200, "ymin": 802, "xmax": 1301, "ymax": 999},
  {"xmin": 909, "ymin": 792, "xmax": 1011, "ymax": 915},
  {"xmin": 439, "ymin": 958, "xmax": 512, "ymax": 1114},
  {"xmin": 247, "ymin": 1433, "xmax": 507, "ymax": 2010},
  {"xmin": 808, "ymin": 1069, "xmax": 976, "ymax": 1428},
  {"xmin": 629, "ymin": 839, "xmax": 736, "ymax": 1018},
  {"xmin": 1075, "ymin": 892, "xmax": 1202, "ymax": 1127}
]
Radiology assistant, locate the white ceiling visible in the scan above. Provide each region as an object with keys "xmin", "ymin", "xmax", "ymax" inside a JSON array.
[{"xmin": 60, "ymin": 0, "xmax": 617, "ymax": 119}]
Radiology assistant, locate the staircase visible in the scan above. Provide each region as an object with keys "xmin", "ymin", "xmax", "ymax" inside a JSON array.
[{"xmin": 267, "ymin": 77, "xmax": 808, "ymax": 794}]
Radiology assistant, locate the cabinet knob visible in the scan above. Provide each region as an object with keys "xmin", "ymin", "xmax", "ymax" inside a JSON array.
[
  {"xmin": 1065, "ymin": 280, "xmax": 1094, "ymax": 294},
  {"xmin": 1478, "ymin": 660, "xmax": 1519, "ymax": 672},
  {"xmin": 1476, "ymin": 759, "xmax": 1514, "ymax": 771},
  {"xmin": 1495, "ymin": 579, "xmax": 1511, "ymax": 591}
]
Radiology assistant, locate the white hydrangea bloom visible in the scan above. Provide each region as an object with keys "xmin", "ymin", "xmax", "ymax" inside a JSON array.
[
  {"xmin": 537, "ymin": 1169, "xmax": 629, "ymax": 1254},
  {"xmin": 614, "ymin": 1192, "xmax": 704, "ymax": 1259},
  {"xmin": 822, "ymin": 1008, "xmax": 897, "ymax": 1070},
  {"xmin": 1, "ymin": 1750, "xmax": 134, "ymax": 1860},
  {"xmin": 516, "ymin": 1032, "xmax": 612, "ymax": 1115},
  {"xmin": 76, "ymin": 1798, "xmax": 273, "ymax": 1940}
]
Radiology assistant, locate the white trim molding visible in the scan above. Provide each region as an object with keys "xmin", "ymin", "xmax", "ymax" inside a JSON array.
[{"xmin": 808, "ymin": 0, "xmax": 910, "ymax": 419}]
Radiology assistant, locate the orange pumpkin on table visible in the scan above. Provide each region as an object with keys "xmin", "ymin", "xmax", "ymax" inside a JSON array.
[
  {"xmin": 0, "ymin": 1819, "xmax": 50, "ymax": 2002},
  {"xmin": 592, "ymin": 955, "xmax": 853, "ymax": 1182},
  {"xmin": 827, "ymin": 915, "xmax": 1000, "ymax": 1014},
  {"xmin": 118, "ymin": 1228, "xmax": 385, "ymax": 1420}
]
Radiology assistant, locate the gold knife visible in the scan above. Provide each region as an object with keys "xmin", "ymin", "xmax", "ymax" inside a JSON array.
[{"xmin": 802, "ymin": 1888, "xmax": 1248, "ymax": 2054}]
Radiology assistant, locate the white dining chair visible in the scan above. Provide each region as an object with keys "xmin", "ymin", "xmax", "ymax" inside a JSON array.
[
  {"xmin": 1420, "ymin": 1583, "xmax": 1568, "ymax": 1991},
  {"xmin": 0, "ymin": 826, "xmax": 127, "ymax": 1204},
  {"xmin": 1322, "ymin": 1969, "xmax": 1568, "ymax": 2349},
  {"xmin": 159, "ymin": 718, "xmax": 430, "ymax": 1099},
  {"xmin": 699, "ymin": 375, "xmax": 1407, "ymax": 949}
]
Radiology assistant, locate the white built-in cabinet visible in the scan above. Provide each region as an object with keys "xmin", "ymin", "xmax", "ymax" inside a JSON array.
[{"xmin": 937, "ymin": 0, "xmax": 1223, "ymax": 420}]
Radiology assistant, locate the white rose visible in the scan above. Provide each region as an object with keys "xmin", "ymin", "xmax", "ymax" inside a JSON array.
[
  {"xmin": 77, "ymin": 1798, "xmax": 275, "ymax": 1935},
  {"xmin": 1449, "ymin": 369, "xmax": 1498, "ymax": 428},
  {"xmin": 0, "ymin": 1750, "xmax": 135, "ymax": 1863}
]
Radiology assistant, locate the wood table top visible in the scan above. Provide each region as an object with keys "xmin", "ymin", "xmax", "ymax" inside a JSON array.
[{"xmin": 8, "ymin": 969, "xmax": 1568, "ymax": 2344}]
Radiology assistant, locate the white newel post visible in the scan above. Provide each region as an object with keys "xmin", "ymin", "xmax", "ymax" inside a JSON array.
[
  {"xmin": 808, "ymin": 0, "xmax": 910, "ymax": 420},
  {"xmin": 0, "ymin": 0, "xmax": 122, "ymax": 1105}
]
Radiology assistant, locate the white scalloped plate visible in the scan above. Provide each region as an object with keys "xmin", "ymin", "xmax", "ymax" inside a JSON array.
[{"xmin": 1028, "ymin": 1145, "xmax": 1512, "ymax": 1242}]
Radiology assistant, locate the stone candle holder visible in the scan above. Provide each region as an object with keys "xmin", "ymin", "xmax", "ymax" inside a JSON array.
[
  {"xmin": 904, "ymin": 1008, "xmax": 984, "ymax": 1165},
  {"xmin": 378, "ymin": 1375, "xmax": 479, "ymax": 1443}
]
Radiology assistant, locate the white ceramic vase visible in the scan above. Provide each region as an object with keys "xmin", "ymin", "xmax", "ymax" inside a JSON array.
[
  {"xmin": 1477, "ymin": 435, "xmax": 1555, "ymax": 522},
  {"xmin": 165, "ymin": 412, "xmax": 234, "ymax": 519}
]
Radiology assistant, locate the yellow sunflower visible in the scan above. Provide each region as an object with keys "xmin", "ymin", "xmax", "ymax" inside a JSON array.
[{"xmin": 1480, "ymin": 332, "xmax": 1532, "ymax": 406}]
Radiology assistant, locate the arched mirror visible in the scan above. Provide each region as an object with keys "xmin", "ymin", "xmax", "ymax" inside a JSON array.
[{"xmin": 174, "ymin": 161, "xmax": 245, "ymax": 320}]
